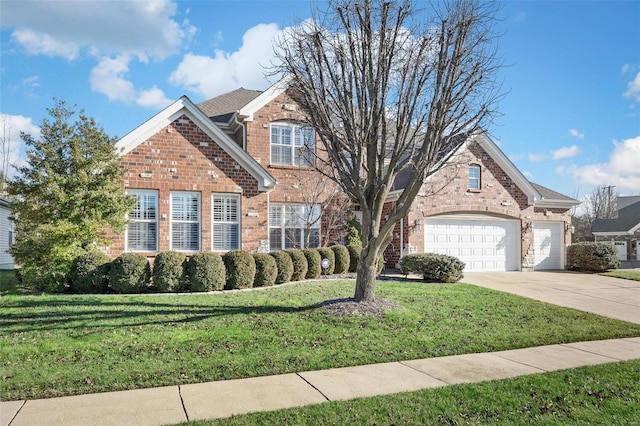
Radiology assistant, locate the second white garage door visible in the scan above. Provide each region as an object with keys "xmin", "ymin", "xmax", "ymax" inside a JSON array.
[
  {"xmin": 533, "ymin": 222, "xmax": 564, "ymax": 270},
  {"xmin": 424, "ymin": 215, "xmax": 520, "ymax": 272}
]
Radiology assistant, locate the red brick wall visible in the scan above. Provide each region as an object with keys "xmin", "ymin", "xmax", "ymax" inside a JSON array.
[
  {"xmin": 107, "ymin": 114, "xmax": 268, "ymax": 258},
  {"xmin": 384, "ymin": 140, "xmax": 572, "ymax": 268}
]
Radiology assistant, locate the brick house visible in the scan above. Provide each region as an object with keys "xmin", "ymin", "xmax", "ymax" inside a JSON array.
[
  {"xmin": 111, "ymin": 80, "xmax": 579, "ymax": 271},
  {"xmin": 592, "ymin": 196, "xmax": 640, "ymax": 261}
]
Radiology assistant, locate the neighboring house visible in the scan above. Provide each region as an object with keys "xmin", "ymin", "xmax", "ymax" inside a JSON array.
[
  {"xmin": 383, "ymin": 133, "xmax": 580, "ymax": 271},
  {"xmin": 109, "ymin": 79, "xmax": 579, "ymax": 272},
  {"xmin": 0, "ymin": 197, "xmax": 15, "ymax": 269},
  {"xmin": 592, "ymin": 196, "xmax": 640, "ymax": 261}
]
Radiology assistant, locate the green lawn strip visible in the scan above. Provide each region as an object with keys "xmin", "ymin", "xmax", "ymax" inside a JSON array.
[
  {"xmin": 2, "ymin": 280, "xmax": 640, "ymax": 401},
  {"xmin": 601, "ymin": 270, "xmax": 640, "ymax": 282},
  {"xmin": 180, "ymin": 360, "xmax": 640, "ymax": 426}
]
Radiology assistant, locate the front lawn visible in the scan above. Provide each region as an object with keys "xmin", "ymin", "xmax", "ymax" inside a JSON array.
[
  {"xmin": 182, "ymin": 360, "xmax": 640, "ymax": 425},
  {"xmin": 601, "ymin": 270, "xmax": 640, "ymax": 282},
  {"xmin": 2, "ymin": 280, "xmax": 640, "ymax": 401}
]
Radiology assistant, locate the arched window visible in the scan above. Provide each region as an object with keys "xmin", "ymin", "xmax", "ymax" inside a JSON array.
[{"xmin": 468, "ymin": 164, "xmax": 481, "ymax": 190}]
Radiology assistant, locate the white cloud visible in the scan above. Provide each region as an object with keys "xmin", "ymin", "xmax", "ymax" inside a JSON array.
[
  {"xmin": 552, "ymin": 145, "xmax": 581, "ymax": 160},
  {"xmin": 568, "ymin": 136, "xmax": 640, "ymax": 192},
  {"xmin": 624, "ymin": 71, "xmax": 640, "ymax": 102},
  {"xmin": 528, "ymin": 152, "xmax": 545, "ymax": 162},
  {"xmin": 568, "ymin": 128, "xmax": 584, "ymax": 139},
  {"xmin": 0, "ymin": 114, "xmax": 41, "ymax": 178},
  {"xmin": 170, "ymin": 23, "xmax": 283, "ymax": 98},
  {"xmin": 90, "ymin": 56, "xmax": 172, "ymax": 109},
  {"xmin": 2, "ymin": 0, "xmax": 194, "ymax": 61}
]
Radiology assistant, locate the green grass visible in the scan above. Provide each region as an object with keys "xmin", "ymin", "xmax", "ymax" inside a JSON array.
[
  {"xmin": 601, "ymin": 270, "xmax": 640, "ymax": 282},
  {"xmin": 180, "ymin": 360, "xmax": 640, "ymax": 425},
  {"xmin": 2, "ymin": 280, "xmax": 640, "ymax": 401},
  {"xmin": 0, "ymin": 269, "xmax": 27, "ymax": 296}
]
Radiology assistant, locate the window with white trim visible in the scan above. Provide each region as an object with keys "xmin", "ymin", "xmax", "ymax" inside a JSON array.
[
  {"xmin": 127, "ymin": 189, "xmax": 158, "ymax": 252},
  {"xmin": 270, "ymin": 122, "xmax": 315, "ymax": 166},
  {"xmin": 212, "ymin": 194, "xmax": 240, "ymax": 251},
  {"xmin": 269, "ymin": 204, "xmax": 320, "ymax": 250},
  {"xmin": 171, "ymin": 191, "xmax": 200, "ymax": 251},
  {"xmin": 468, "ymin": 165, "xmax": 481, "ymax": 190}
]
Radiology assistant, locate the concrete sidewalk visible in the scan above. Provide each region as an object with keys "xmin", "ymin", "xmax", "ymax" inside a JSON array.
[{"xmin": 2, "ymin": 337, "xmax": 639, "ymax": 426}]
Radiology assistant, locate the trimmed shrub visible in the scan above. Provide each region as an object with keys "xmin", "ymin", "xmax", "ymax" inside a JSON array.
[
  {"xmin": 152, "ymin": 251, "xmax": 186, "ymax": 293},
  {"xmin": 109, "ymin": 253, "xmax": 151, "ymax": 293},
  {"xmin": 69, "ymin": 250, "xmax": 111, "ymax": 294},
  {"xmin": 346, "ymin": 244, "xmax": 362, "ymax": 273},
  {"xmin": 271, "ymin": 250, "xmax": 294, "ymax": 284},
  {"xmin": 345, "ymin": 218, "xmax": 362, "ymax": 247},
  {"xmin": 567, "ymin": 242, "xmax": 619, "ymax": 272},
  {"xmin": 316, "ymin": 247, "xmax": 335, "ymax": 275},
  {"xmin": 253, "ymin": 253, "xmax": 278, "ymax": 287},
  {"xmin": 186, "ymin": 252, "xmax": 225, "ymax": 292},
  {"xmin": 285, "ymin": 249, "xmax": 308, "ymax": 282},
  {"xmin": 303, "ymin": 249, "xmax": 322, "ymax": 279},
  {"xmin": 399, "ymin": 253, "xmax": 465, "ymax": 283},
  {"xmin": 223, "ymin": 250, "xmax": 255, "ymax": 290},
  {"xmin": 331, "ymin": 245, "xmax": 350, "ymax": 274}
]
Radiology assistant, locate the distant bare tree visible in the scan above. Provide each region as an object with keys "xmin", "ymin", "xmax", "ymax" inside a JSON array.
[
  {"xmin": 584, "ymin": 185, "xmax": 618, "ymax": 221},
  {"xmin": 272, "ymin": 0, "xmax": 503, "ymax": 301},
  {"xmin": 0, "ymin": 114, "xmax": 16, "ymax": 195}
]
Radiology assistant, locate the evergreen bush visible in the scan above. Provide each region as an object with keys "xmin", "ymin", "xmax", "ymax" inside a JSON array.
[
  {"xmin": 152, "ymin": 251, "xmax": 186, "ymax": 293},
  {"xmin": 567, "ymin": 242, "xmax": 619, "ymax": 272},
  {"xmin": 270, "ymin": 250, "xmax": 293, "ymax": 284},
  {"xmin": 345, "ymin": 217, "xmax": 362, "ymax": 246},
  {"xmin": 285, "ymin": 249, "xmax": 308, "ymax": 281},
  {"xmin": 253, "ymin": 253, "xmax": 278, "ymax": 287},
  {"xmin": 331, "ymin": 245, "xmax": 350, "ymax": 274},
  {"xmin": 303, "ymin": 249, "xmax": 322, "ymax": 279},
  {"xmin": 223, "ymin": 250, "xmax": 256, "ymax": 290},
  {"xmin": 69, "ymin": 250, "xmax": 111, "ymax": 294},
  {"xmin": 346, "ymin": 244, "xmax": 362, "ymax": 273},
  {"xmin": 316, "ymin": 247, "xmax": 335, "ymax": 275},
  {"xmin": 186, "ymin": 252, "xmax": 225, "ymax": 292},
  {"xmin": 399, "ymin": 253, "xmax": 465, "ymax": 283},
  {"xmin": 109, "ymin": 253, "xmax": 151, "ymax": 293}
]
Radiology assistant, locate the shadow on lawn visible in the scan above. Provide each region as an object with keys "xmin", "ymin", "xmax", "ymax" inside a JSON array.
[{"xmin": 0, "ymin": 297, "xmax": 345, "ymax": 334}]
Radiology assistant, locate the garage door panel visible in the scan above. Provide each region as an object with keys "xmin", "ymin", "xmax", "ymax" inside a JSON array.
[
  {"xmin": 533, "ymin": 223, "xmax": 563, "ymax": 270},
  {"xmin": 424, "ymin": 217, "xmax": 519, "ymax": 272}
]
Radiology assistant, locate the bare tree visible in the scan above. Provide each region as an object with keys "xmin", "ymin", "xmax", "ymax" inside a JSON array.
[
  {"xmin": 583, "ymin": 185, "xmax": 618, "ymax": 221},
  {"xmin": 272, "ymin": 0, "xmax": 503, "ymax": 301},
  {"xmin": 0, "ymin": 114, "xmax": 16, "ymax": 195}
]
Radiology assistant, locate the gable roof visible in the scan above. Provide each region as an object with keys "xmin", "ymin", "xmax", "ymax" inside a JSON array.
[
  {"xmin": 592, "ymin": 199, "xmax": 640, "ymax": 235},
  {"xmin": 116, "ymin": 96, "xmax": 277, "ymax": 192},
  {"xmin": 197, "ymin": 88, "xmax": 263, "ymax": 124},
  {"xmin": 390, "ymin": 132, "xmax": 578, "ymax": 208}
]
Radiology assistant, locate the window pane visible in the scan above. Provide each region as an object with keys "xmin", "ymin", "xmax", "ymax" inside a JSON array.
[
  {"xmin": 212, "ymin": 194, "xmax": 240, "ymax": 251},
  {"xmin": 284, "ymin": 228, "xmax": 302, "ymax": 249},
  {"xmin": 213, "ymin": 224, "xmax": 239, "ymax": 251},
  {"xmin": 127, "ymin": 222, "xmax": 157, "ymax": 251},
  {"xmin": 308, "ymin": 228, "xmax": 320, "ymax": 248},
  {"xmin": 269, "ymin": 228, "xmax": 282, "ymax": 251},
  {"xmin": 469, "ymin": 165, "xmax": 480, "ymax": 190}
]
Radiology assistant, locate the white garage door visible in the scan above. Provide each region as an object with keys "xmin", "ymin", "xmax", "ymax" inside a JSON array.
[
  {"xmin": 424, "ymin": 215, "xmax": 520, "ymax": 272},
  {"xmin": 533, "ymin": 222, "xmax": 564, "ymax": 270}
]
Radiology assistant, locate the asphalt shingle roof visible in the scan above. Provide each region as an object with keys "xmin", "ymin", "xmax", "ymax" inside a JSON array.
[
  {"xmin": 197, "ymin": 88, "xmax": 263, "ymax": 123},
  {"xmin": 592, "ymin": 199, "xmax": 640, "ymax": 233},
  {"xmin": 529, "ymin": 182, "xmax": 577, "ymax": 202}
]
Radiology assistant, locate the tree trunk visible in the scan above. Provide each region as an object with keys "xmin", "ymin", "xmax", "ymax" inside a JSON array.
[{"xmin": 354, "ymin": 247, "xmax": 379, "ymax": 301}]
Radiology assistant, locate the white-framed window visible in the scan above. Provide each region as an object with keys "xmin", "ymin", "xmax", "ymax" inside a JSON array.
[
  {"xmin": 469, "ymin": 164, "xmax": 481, "ymax": 190},
  {"xmin": 269, "ymin": 203, "xmax": 320, "ymax": 250},
  {"xmin": 171, "ymin": 191, "xmax": 200, "ymax": 251},
  {"xmin": 212, "ymin": 193, "xmax": 240, "ymax": 251},
  {"xmin": 270, "ymin": 122, "xmax": 315, "ymax": 166},
  {"xmin": 126, "ymin": 189, "xmax": 158, "ymax": 252}
]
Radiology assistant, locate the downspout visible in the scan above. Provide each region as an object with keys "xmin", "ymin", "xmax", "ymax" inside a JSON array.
[{"xmin": 399, "ymin": 217, "xmax": 404, "ymax": 265}]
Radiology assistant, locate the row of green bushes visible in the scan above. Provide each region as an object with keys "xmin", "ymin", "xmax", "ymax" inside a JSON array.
[{"xmin": 69, "ymin": 244, "xmax": 365, "ymax": 294}]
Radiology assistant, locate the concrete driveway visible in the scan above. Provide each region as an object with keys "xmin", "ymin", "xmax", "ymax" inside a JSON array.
[{"xmin": 463, "ymin": 271, "xmax": 640, "ymax": 324}]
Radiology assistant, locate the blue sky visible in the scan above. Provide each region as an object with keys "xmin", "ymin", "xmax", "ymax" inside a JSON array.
[{"xmin": 1, "ymin": 0, "xmax": 639, "ymax": 201}]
